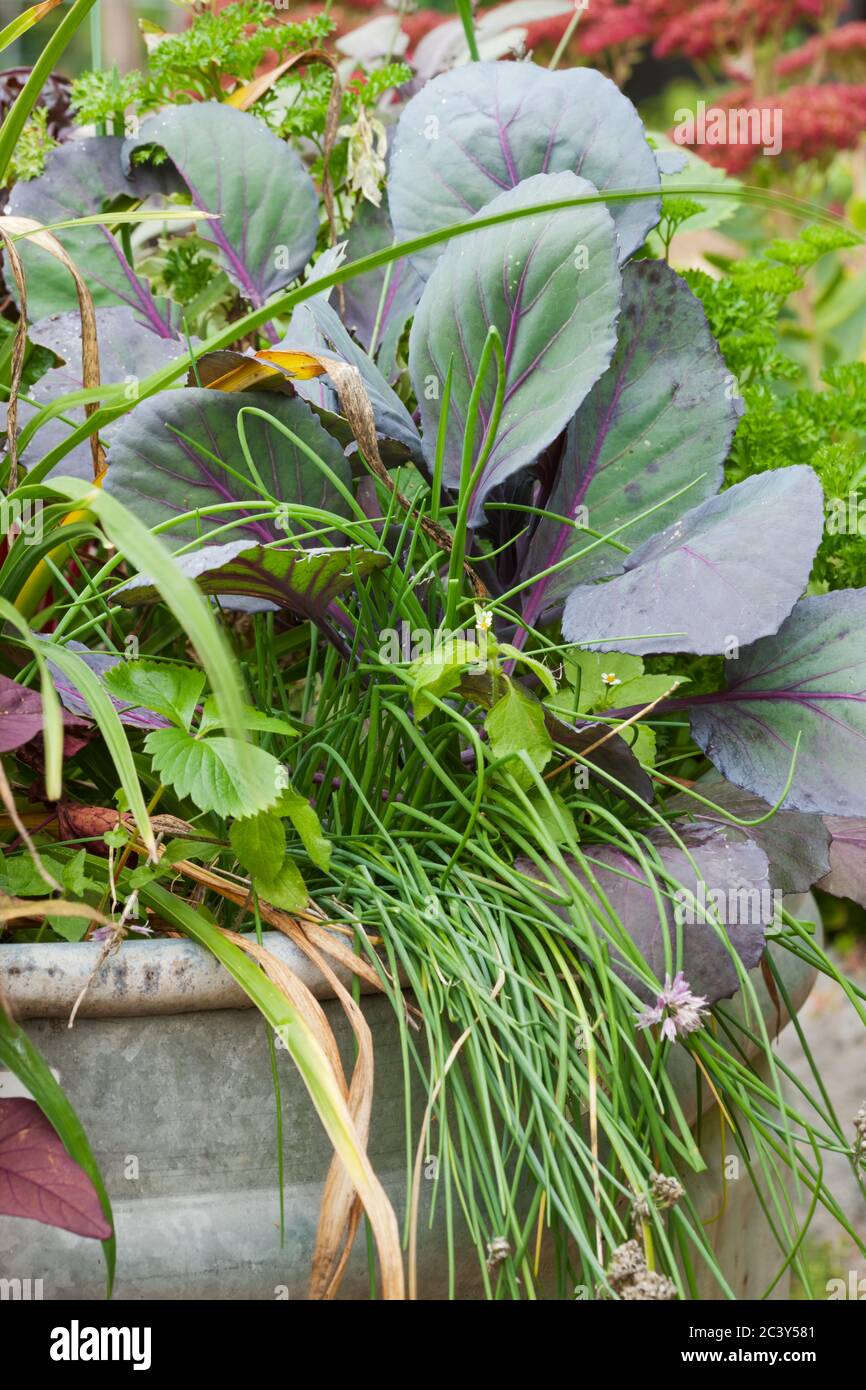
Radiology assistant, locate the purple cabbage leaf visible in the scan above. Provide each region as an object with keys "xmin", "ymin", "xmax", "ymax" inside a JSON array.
[
  {"xmin": 562, "ymin": 466, "xmax": 824, "ymax": 655},
  {"xmin": 11, "ymin": 307, "xmax": 188, "ymax": 481},
  {"xmin": 666, "ymin": 770, "xmax": 830, "ymax": 895},
  {"xmin": 8, "ymin": 136, "xmax": 177, "ymax": 332},
  {"xmin": 117, "ymin": 541, "xmax": 388, "ymax": 622},
  {"xmin": 518, "ymin": 260, "xmax": 741, "ymax": 626},
  {"xmin": 341, "ymin": 198, "xmax": 425, "ymax": 383},
  {"xmin": 38, "ymin": 640, "xmax": 170, "ymax": 731},
  {"xmin": 687, "ymin": 590, "xmax": 866, "ymax": 815},
  {"xmin": 409, "ymin": 170, "xmax": 622, "ymax": 526},
  {"xmin": 123, "ymin": 103, "xmax": 318, "ymax": 314},
  {"xmin": 817, "ymin": 817, "xmax": 866, "ymax": 907},
  {"xmin": 388, "ymin": 61, "xmax": 661, "ymax": 279},
  {"xmin": 278, "ymin": 295, "xmax": 423, "ymax": 461},
  {"xmin": 516, "ymin": 821, "xmax": 772, "ymax": 1007},
  {"xmin": 103, "ymin": 388, "xmax": 353, "ymax": 546}
]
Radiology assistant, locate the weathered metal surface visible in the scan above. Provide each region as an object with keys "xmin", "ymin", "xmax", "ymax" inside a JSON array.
[
  {"xmin": 0, "ymin": 899, "xmax": 820, "ymax": 1299},
  {"xmin": 0, "ymin": 931, "xmax": 379, "ymax": 1020}
]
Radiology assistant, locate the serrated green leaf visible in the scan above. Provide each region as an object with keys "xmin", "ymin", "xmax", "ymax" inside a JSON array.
[
  {"xmin": 614, "ymin": 674, "xmax": 687, "ymax": 708},
  {"xmin": 255, "ymin": 857, "xmax": 308, "ymax": 912},
  {"xmin": 145, "ymin": 727, "xmax": 282, "ymax": 819},
  {"xmin": 126, "ymin": 863, "xmax": 165, "ymax": 891},
  {"xmin": 563, "ymin": 650, "xmax": 644, "ymax": 713},
  {"xmin": 486, "ymin": 682, "xmax": 553, "ymax": 789},
  {"xmin": 198, "ymin": 696, "xmax": 298, "ymax": 739},
  {"xmin": 49, "ymin": 477, "xmax": 249, "ymax": 765},
  {"xmin": 274, "ymin": 788, "xmax": 331, "ymax": 872},
  {"xmin": 411, "ymin": 639, "xmax": 482, "ymax": 721},
  {"xmin": 627, "ymin": 723, "xmax": 657, "ymax": 769},
  {"xmin": 230, "ymin": 812, "xmax": 286, "ymax": 881},
  {"xmin": 61, "ymin": 848, "xmax": 99, "ymax": 897},
  {"xmin": 497, "ymin": 643, "xmax": 557, "ymax": 695},
  {"xmin": 1, "ymin": 853, "xmax": 62, "ymax": 896},
  {"xmin": 104, "ymin": 660, "xmax": 205, "ymax": 730}
]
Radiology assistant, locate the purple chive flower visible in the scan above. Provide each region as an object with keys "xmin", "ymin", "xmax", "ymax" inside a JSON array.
[
  {"xmin": 89, "ymin": 921, "xmax": 153, "ymax": 943},
  {"xmin": 636, "ymin": 972, "xmax": 709, "ymax": 1043}
]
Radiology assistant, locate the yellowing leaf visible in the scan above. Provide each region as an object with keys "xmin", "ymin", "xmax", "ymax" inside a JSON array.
[
  {"xmin": 226, "ymin": 54, "xmax": 306, "ymax": 111},
  {"xmin": 197, "ymin": 348, "xmax": 328, "ymax": 393},
  {"xmin": 256, "ymin": 348, "xmax": 330, "ymax": 381}
]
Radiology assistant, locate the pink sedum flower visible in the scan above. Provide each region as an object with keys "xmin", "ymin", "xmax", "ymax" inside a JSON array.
[
  {"xmin": 777, "ymin": 22, "xmax": 866, "ymax": 78},
  {"xmin": 636, "ymin": 971, "xmax": 709, "ymax": 1043},
  {"xmin": 646, "ymin": 0, "xmax": 824, "ymax": 62},
  {"xmin": 669, "ymin": 82, "xmax": 866, "ymax": 173}
]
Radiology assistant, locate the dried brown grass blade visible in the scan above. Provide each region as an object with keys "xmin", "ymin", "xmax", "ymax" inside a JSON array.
[
  {"xmin": 1, "ymin": 214, "xmax": 103, "ymax": 478},
  {"xmin": 219, "ymin": 926, "xmax": 405, "ymax": 1299},
  {"xmin": 221, "ymin": 928, "xmax": 345, "ymax": 1089},
  {"xmin": 197, "ymin": 348, "xmax": 327, "ymax": 392},
  {"xmin": 227, "ymin": 47, "xmax": 331, "ymax": 111},
  {"xmin": 171, "ymin": 855, "xmax": 389, "ymax": 993},
  {"xmin": 0, "ymin": 897, "xmax": 112, "ymax": 927},
  {"xmin": 288, "ymin": 916, "xmax": 389, "ymax": 995},
  {"xmin": 0, "ymin": 226, "xmax": 28, "ymax": 489},
  {"xmin": 276, "ymin": 919, "xmax": 376, "ymax": 1299},
  {"xmin": 131, "ymin": 847, "xmax": 405, "ymax": 1295}
]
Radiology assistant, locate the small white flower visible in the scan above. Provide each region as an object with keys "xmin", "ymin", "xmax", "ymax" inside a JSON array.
[
  {"xmin": 601, "ymin": 672, "xmax": 621, "ymax": 687},
  {"xmin": 475, "ymin": 607, "xmax": 493, "ymax": 633}
]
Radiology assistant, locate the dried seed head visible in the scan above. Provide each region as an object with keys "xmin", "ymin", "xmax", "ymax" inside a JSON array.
[
  {"xmin": 631, "ymin": 1170, "xmax": 685, "ymax": 1225},
  {"xmin": 651, "ymin": 1171, "xmax": 685, "ymax": 1209},
  {"xmin": 606, "ymin": 1238, "xmax": 677, "ymax": 1300},
  {"xmin": 632, "ymin": 1193, "xmax": 651, "ymax": 1224},
  {"xmin": 607, "ymin": 1239, "xmax": 646, "ymax": 1292},
  {"xmin": 619, "ymin": 1270, "xmax": 678, "ymax": 1301}
]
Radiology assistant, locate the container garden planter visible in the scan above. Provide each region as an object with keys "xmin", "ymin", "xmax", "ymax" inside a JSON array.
[{"xmin": 0, "ymin": 897, "xmax": 820, "ymax": 1300}]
